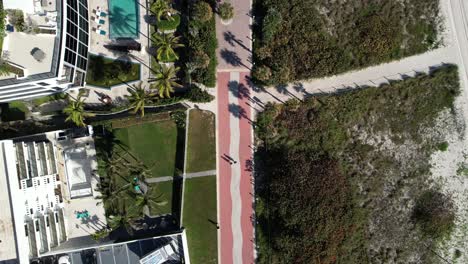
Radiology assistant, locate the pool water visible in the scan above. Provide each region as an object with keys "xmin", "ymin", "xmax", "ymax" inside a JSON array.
[{"xmin": 108, "ymin": 0, "xmax": 139, "ymax": 39}]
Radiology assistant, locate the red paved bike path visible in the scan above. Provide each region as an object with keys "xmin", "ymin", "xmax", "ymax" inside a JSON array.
[{"xmin": 217, "ymin": 71, "xmax": 254, "ymax": 264}]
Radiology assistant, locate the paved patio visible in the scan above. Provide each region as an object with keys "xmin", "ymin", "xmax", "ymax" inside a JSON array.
[{"xmin": 85, "ymin": 0, "xmax": 152, "ymax": 103}]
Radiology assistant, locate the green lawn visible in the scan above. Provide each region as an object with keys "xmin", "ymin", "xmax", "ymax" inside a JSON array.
[
  {"xmin": 113, "ymin": 120, "xmax": 178, "ymax": 177},
  {"xmin": 148, "ymin": 181, "xmax": 173, "ymax": 216},
  {"xmin": 183, "ymin": 175, "xmax": 217, "ymax": 264},
  {"xmin": 86, "ymin": 54, "xmax": 140, "ymax": 88},
  {"xmin": 1, "ymin": 101, "xmax": 29, "ymax": 121},
  {"xmin": 186, "ymin": 110, "xmax": 216, "ymax": 173}
]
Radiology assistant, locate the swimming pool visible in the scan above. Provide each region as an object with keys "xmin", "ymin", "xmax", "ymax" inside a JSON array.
[{"xmin": 108, "ymin": 0, "xmax": 139, "ymax": 39}]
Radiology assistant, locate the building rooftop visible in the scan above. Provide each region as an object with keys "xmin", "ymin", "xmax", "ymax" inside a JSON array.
[
  {"xmin": 0, "ymin": 128, "xmax": 107, "ymax": 263},
  {"xmin": 37, "ymin": 233, "xmax": 187, "ymax": 264},
  {"xmin": 3, "ymin": 32, "xmax": 56, "ymax": 77},
  {"xmin": 0, "ymin": 144, "xmax": 18, "ymax": 262}
]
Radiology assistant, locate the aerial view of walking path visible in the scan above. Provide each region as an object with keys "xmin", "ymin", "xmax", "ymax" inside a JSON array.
[{"xmin": 215, "ymin": 0, "xmax": 255, "ymax": 263}]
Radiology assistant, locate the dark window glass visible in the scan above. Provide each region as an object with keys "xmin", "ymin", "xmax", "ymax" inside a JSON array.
[
  {"xmin": 65, "ymin": 49, "xmax": 76, "ymax": 65},
  {"xmin": 35, "ymin": 221, "xmax": 39, "ymax": 232},
  {"xmin": 67, "ymin": 20, "xmax": 78, "ymax": 38},
  {"xmin": 78, "ymin": 43, "xmax": 87, "ymax": 58},
  {"xmin": 46, "ymin": 217, "xmax": 50, "ymax": 227},
  {"xmin": 79, "ymin": 30, "xmax": 88, "ymax": 44},
  {"xmin": 79, "ymin": 4, "xmax": 88, "ymax": 19},
  {"xmin": 65, "ymin": 35, "xmax": 77, "ymax": 51},
  {"xmin": 79, "ymin": 0, "xmax": 87, "ymax": 8},
  {"xmin": 67, "ymin": 0, "xmax": 77, "ymax": 9},
  {"xmin": 80, "ymin": 18, "xmax": 88, "ymax": 32},
  {"xmin": 24, "ymin": 225, "xmax": 28, "ymax": 236},
  {"xmin": 77, "ymin": 56, "xmax": 87, "ymax": 70}
]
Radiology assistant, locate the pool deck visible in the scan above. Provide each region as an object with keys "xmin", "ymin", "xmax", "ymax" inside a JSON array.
[{"xmin": 86, "ymin": 0, "xmax": 151, "ymax": 103}]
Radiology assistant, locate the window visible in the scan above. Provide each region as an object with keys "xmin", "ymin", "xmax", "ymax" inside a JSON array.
[
  {"xmin": 67, "ymin": 0, "xmax": 78, "ymax": 10},
  {"xmin": 37, "ymin": 180, "xmax": 40, "ymax": 185},
  {"xmin": 55, "ymin": 212, "xmax": 59, "ymax": 223},
  {"xmin": 79, "ymin": 5, "xmax": 88, "ymax": 21},
  {"xmin": 79, "ymin": 30, "xmax": 89, "ymax": 44},
  {"xmin": 50, "ymin": 202, "xmax": 53, "ymax": 207},
  {"xmin": 41, "ymin": 205, "xmax": 44, "ymax": 211},
  {"xmin": 79, "ymin": 16, "xmax": 87, "ymax": 30},
  {"xmin": 78, "ymin": 43, "xmax": 87, "ymax": 58},
  {"xmin": 67, "ymin": 20, "xmax": 78, "ymax": 38},
  {"xmin": 30, "ymin": 208, "xmax": 33, "ymax": 214},
  {"xmin": 77, "ymin": 56, "xmax": 87, "ymax": 71},
  {"xmin": 24, "ymin": 225, "xmax": 28, "ymax": 237},
  {"xmin": 64, "ymin": 48, "xmax": 76, "ymax": 65},
  {"xmin": 35, "ymin": 221, "xmax": 39, "ymax": 232},
  {"xmin": 79, "ymin": 0, "xmax": 87, "ymax": 8},
  {"xmin": 37, "ymin": 82, "xmax": 49, "ymax": 86},
  {"xmin": 66, "ymin": 34, "xmax": 78, "ymax": 51},
  {"xmin": 47, "ymin": 178, "xmax": 50, "ymax": 184},
  {"xmin": 46, "ymin": 216, "xmax": 50, "ymax": 227}
]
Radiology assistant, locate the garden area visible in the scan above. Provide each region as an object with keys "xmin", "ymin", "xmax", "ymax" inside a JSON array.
[
  {"xmin": 252, "ymin": 0, "xmax": 443, "ymax": 84},
  {"xmin": 186, "ymin": 109, "xmax": 216, "ymax": 173},
  {"xmin": 183, "ymin": 175, "xmax": 218, "ymax": 264},
  {"xmin": 94, "ymin": 112, "xmax": 187, "ymax": 238},
  {"xmin": 255, "ymin": 65, "xmax": 465, "ymax": 263},
  {"xmin": 148, "ymin": 0, "xmax": 217, "ymax": 88},
  {"xmin": 86, "ymin": 54, "xmax": 140, "ymax": 88}
]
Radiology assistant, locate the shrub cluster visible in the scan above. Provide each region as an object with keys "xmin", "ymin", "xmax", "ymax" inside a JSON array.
[
  {"xmin": 186, "ymin": 0, "xmax": 218, "ymax": 87},
  {"xmin": 252, "ymin": 0, "xmax": 441, "ymax": 85},
  {"xmin": 255, "ymin": 65, "xmax": 460, "ymax": 263}
]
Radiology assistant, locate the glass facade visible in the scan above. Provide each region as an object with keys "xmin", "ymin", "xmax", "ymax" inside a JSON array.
[{"xmin": 65, "ymin": 0, "xmax": 89, "ymax": 76}]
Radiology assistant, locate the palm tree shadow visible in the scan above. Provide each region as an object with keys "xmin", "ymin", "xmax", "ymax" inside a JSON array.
[
  {"xmin": 223, "ymin": 31, "xmax": 251, "ymax": 53},
  {"xmin": 220, "ymin": 49, "xmax": 250, "ymax": 70},
  {"xmin": 109, "ymin": 6, "xmax": 138, "ymax": 37}
]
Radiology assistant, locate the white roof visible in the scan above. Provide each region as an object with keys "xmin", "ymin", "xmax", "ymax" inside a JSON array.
[
  {"xmin": 3, "ymin": 0, "xmax": 36, "ymax": 14},
  {"xmin": 3, "ymin": 32, "xmax": 55, "ymax": 76},
  {"xmin": 0, "ymin": 142, "xmax": 18, "ymax": 262}
]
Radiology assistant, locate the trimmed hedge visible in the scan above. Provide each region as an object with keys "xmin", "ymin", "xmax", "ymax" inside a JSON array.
[{"xmin": 157, "ymin": 14, "xmax": 181, "ymax": 32}]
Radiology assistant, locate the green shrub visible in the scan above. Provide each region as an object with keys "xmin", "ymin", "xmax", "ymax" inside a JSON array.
[
  {"xmin": 437, "ymin": 141, "xmax": 449, "ymax": 151},
  {"xmin": 193, "ymin": 1, "xmax": 212, "ymax": 22},
  {"xmin": 412, "ymin": 189, "xmax": 455, "ymax": 239},
  {"xmin": 157, "ymin": 14, "xmax": 181, "ymax": 31},
  {"xmin": 252, "ymin": 65, "xmax": 272, "ymax": 83},
  {"xmin": 192, "ymin": 50, "xmax": 210, "ymax": 69},
  {"xmin": 188, "ymin": 13, "xmax": 217, "ymax": 87},
  {"xmin": 253, "ymin": 0, "xmax": 441, "ymax": 84},
  {"xmin": 218, "ymin": 2, "xmax": 234, "ymax": 20},
  {"xmin": 262, "ymin": 8, "xmax": 282, "ymax": 42},
  {"xmin": 186, "ymin": 85, "xmax": 214, "ymax": 103}
]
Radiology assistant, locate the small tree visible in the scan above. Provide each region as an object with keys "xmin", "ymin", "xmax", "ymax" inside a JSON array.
[
  {"xmin": 193, "ymin": 1, "xmax": 212, "ymax": 23},
  {"xmin": 125, "ymin": 82, "xmax": 154, "ymax": 117},
  {"xmin": 63, "ymin": 92, "xmax": 95, "ymax": 127},
  {"xmin": 150, "ymin": 65, "xmax": 182, "ymax": 98},
  {"xmin": 218, "ymin": 2, "xmax": 234, "ymax": 21},
  {"xmin": 252, "ymin": 65, "xmax": 272, "ymax": 82},
  {"xmin": 192, "ymin": 50, "xmax": 210, "ymax": 69},
  {"xmin": 412, "ymin": 189, "xmax": 455, "ymax": 239}
]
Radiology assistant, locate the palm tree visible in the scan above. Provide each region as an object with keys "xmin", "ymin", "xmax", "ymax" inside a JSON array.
[
  {"xmin": 135, "ymin": 189, "xmax": 167, "ymax": 216},
  {"xmin": 149, "ymin": 65, "xmax": 182, "ymax": 98},
  {"xmin": 152, "ymin": 0, "xmax": 177, "ymax": 21},
  {"xmin": 152, "ymin": 33, "xmax": 184, "ymax": 62},
  {"xmin": 125, "ymin": 82, "xmax": 154, "ymax": 117},
  {"xmin": 63, "ymin": 92, "xmax": 94, "ymax": 127},
  {"xmin": 107, "ymin": 213, "xmax": 135, "ymax": 235}
]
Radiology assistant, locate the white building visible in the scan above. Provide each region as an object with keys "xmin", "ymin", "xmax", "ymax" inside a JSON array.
[
  {"xmin": 0, "ymin": 0, "xmax": 90, "ymax": 102},
  {"xmin": 0, "ymin": 128, "xmax": 106, "ymax": 264}
]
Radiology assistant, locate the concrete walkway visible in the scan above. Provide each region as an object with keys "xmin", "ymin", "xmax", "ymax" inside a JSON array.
[
  {"xmin": 250, "ymin": 46, "xmax": 458, "ymax": 109},
  {"xmin": 146, "ymin": 170, "xmax": 217, "ymax": 183}
]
